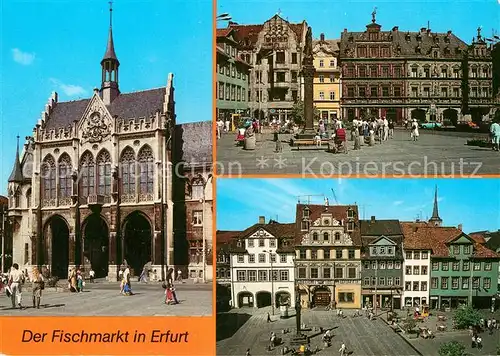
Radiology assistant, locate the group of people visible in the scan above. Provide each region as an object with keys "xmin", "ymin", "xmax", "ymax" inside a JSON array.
[
  {"xmin": 350, "ymin": 117, "xmax": 398, "ymax": 146},
  {"xmin": 68, "ymin": 267, "xmax": 87, "ymax": 293},
  {"xmin": 0, "ymin": 263, "xmax": 44, "ymax": 309}
]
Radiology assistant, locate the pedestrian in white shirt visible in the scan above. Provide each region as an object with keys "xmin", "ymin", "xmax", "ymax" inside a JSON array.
[{"xmin": 8, "ymin": 263, "xmax": 25, "ymax": 309}]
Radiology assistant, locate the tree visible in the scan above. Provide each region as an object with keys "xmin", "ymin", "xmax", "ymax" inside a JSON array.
[
  {"xmin": 291, "ymin": 101, "xmax": 320, "ymax": 126},
  {"xmin": 438, "ymin": 341, "xmax": 466, "ymax": 356},
  {"xmin": 453, "ymin": 305, "xmax": 482, "ymax": 329}
]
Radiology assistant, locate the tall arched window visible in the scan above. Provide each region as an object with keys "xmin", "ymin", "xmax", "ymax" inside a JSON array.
[
  {"xmin": 58, "ymin": 154, "xmax": 72, "ymax": 200},
  {"xmin": 96, "ymin": 150, "xmax": 111, "ymax": 196},
  {"xmin": 14, "ymin": 187, "xmax": 21, "ymax": 208},
  {"xmin": 120, "ymin": 147, "xmax": 136, "ymax": 196},
  {"xmin": 80, "ymin": 151, "xmax": 95, "ymax": 197},
  {"xmin": 191, "ymin": 176, "xmax": 205, "ymax": 200},
  {"xmin": 26, "ymin": 188, "xmax": 32, "ymax": 208},
  {"xmin": 41, "ymin": 155, "xmax": 56, "ymax": 201},
  {"xmin": 138, "ymin": 146, "xmax": 154, "ymax": 198}
]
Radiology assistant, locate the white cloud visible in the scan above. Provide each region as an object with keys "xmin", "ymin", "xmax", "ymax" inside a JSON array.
[
  {"xmin": 393, "ymin": 200, "xmax": 404, "ymax": 206},
  {"xmin": 11, "ymin": 48, "xmax": 35, "ymax": 65},
  {"xmin": 49, "ymin": 78, "xmax": 87, "ymax": 97}
]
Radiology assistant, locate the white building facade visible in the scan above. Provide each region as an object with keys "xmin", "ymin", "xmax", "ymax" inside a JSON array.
[
  {"xmin": 403, "ymin": 249, "xmax": 431, "ymax": 308},
  {"xmin": 230, "ymin": 221, "xmax": 296, "ymax": 309}
]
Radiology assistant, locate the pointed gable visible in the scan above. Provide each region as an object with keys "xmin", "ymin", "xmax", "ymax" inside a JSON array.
[{"xmin": 370, "ymin": 235, "xmax": 397, "ymax": 246}]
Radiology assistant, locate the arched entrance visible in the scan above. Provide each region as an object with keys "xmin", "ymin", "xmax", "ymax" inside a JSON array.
[
  {"xmin": 256, "ymin": 291, "xmax": 272, "ymax": 308},
  {"xmin": 443, "ymin": 108, "xmax": 458, "ymax": 126},
  {"xmin": 275, "ymin": 291, "xmax": 291, "ymax": 307},
  {"xmin": 313, "ymin": 286, "xmax": 331, "ymax": 307},
  {"xmin": 123, "ymin": 211, "xmax": 152, "ymax": 276},
  {"xmin": 238, "ymin": 291, "xmax": 254, "ymax": 307},
  {"xmin": 45, "ymin": 216, "xmax": 69, "ymax": 278},
  {"xmin": 411, "ymin": 109, "xmax": 426, "ymax": 123},
  {"xmin": 83, "ymin": 214, "xmax": 109, "ymax": 278}
]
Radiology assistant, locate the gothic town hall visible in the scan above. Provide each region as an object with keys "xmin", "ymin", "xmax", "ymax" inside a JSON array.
[{"xmin": 6, "ymin": 13, "xmax": 213, "ymax": 282}]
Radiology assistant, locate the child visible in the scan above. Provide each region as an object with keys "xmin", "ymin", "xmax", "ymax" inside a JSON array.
[
  {"xmin": 314, "ymin": 132, "xmax": 322, "ymax": 147},
  {"xmin": 275, "ymin": 138, "xmax": 283, "ymax": 153}
]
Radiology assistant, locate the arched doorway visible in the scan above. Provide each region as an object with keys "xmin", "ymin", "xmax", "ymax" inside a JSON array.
[
  {"xmin": 256, "ymin": 291, "xmax": 272, "ymax": 308},
  {"xmin": 238, "ymin": 291, "xmax": 254, "ymax": 308},
  {"xmin": 411, "ymin": 109, "xmax": 426, "ymax": 123},
  {"xmin": 275, "ymin": 291, "xmax": 291, "ymax": 307},
  {"xmin": 83, "ymin": 214, "xmax": 109, "ymax": 278},
  {"xmin": 443, "ymin": 108, "xmax": 458, "ymax": 126},
  {"xmin": 123, "ymin": 211, "xmax": 152, "ymax": 276},
  {"xmin": 313, "ymin": 286, "xmax": 331, "ymax": 307},
  {"xmin": 45, "ymin": 216, "xmax": 69, "ymax": 278}
]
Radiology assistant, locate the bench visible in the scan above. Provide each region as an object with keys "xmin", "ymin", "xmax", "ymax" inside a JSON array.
[{"xmin": 291, "ymin": 139, "xmax": 328, "ymax": 150}]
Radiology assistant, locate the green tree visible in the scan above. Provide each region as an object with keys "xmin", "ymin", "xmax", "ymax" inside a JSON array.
[
  {"xmin": 291, "ymin": 101, "xmax": 320, "ymax": 126},
  {"xmin": 453, "ymin": 305, "xmax": 481, "ymax": 329},
  {"xmin": 438, "ymin": 341, "xmax": 467, "ymax": 356}
]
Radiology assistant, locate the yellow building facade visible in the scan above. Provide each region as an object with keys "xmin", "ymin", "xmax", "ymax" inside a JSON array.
[{"xmin": 312, "ymin": 34, "xmax": 341, "ymax": 127}]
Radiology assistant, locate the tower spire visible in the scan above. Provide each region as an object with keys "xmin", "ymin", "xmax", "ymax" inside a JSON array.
[
  {"xmin": 8, "ymin": 135, "xmax": 23, "ymax": 183},
  {"xmin": 429, "ymin": 185, "xmax": 443, "ymax": 227},
  {"xmin": 100, "ymin": 0, "xmax": 120, "ymax": 105}
]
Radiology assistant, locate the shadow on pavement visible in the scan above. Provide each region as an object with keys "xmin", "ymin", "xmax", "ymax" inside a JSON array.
[{"xmin": 216, "ymin": 313, "xmax": 252, "ymax": 342}]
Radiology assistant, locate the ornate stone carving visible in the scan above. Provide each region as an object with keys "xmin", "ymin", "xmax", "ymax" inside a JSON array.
[{"xmin": 82, "ymin": 111, "xmax": 111, "ymax": 144}]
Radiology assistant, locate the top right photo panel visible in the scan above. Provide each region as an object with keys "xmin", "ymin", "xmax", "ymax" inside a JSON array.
[{"xmin": 215, "ymin": 0, "xmax": 500, "ymax": 177}]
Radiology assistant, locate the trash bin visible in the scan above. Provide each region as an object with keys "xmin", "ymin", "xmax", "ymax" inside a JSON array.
[
  {"xmin": 244, "ymin": 135, "xmax": 256, "ymax": 150},
  {"xmin": 280, "ymin": 305, "xmax": 289, "ymax": 319}
]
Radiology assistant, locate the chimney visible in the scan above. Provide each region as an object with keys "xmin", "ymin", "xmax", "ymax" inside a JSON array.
[
  {"xmin": 320, "ymin": 33, "xmax": 325, "ymax": 41},
  {"xmin": 458, "ymin": 224, "xmax": 463, "ymax": 231},
  {"xmin": 343, "ymin": 28, "xmax": 347, "ymax": 33},
  {"xmin": 259, "ymin": 216, "xmax": 265, "ymax": 224},
  {"xmin": 392, "ymin": 26, "xmax": 399, "ymax": 32},
  {"xmin": 420, "ymin": 27, "xmax": 426, "ymax": 33},
  {"xmin": 447, "ymin": 30, "xmax": 452, "ymax": 36},
  {"xmin": 371, "ymin": 216, "xmax": 376, "ymax": 223}
]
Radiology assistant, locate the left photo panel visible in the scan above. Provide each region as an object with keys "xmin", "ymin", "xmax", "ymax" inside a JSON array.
[{"xmin": 0, "ymin": 0, "xmax": 214, "ymax": 354}]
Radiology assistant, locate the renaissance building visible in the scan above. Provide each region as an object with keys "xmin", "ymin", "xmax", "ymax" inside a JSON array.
[{"xmin": 6, "ymin": 6, "xmax": 211, "ymax": 282}]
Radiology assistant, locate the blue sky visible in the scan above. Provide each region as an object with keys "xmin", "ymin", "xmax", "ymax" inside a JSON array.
[
  {"xmin": 0, "ymin": 0, "xmax": 211, "ymax": 196},
  {"xmin": 216, "ymin": 178, "xmax": 500, "ymax": 233},
  {"xmin": 218, "ymin": 0, "xmax": 500, "ymax": 44}
]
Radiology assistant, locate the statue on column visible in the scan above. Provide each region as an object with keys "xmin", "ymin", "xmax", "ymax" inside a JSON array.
[{"xmin": 304, "ymin": 27, "xmax": 313, "ymax": 59}]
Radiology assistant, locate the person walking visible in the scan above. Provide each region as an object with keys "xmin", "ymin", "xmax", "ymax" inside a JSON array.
[
  {"xmin": 68, "ymin": 267, "xmax": 77, "ymax": 292},
  {"xmin": 76, "ymin": 269, "xmax": 84, "ymax": 293},
  {"xmin": 388, "ymin": 120, "xmax": 395, "ymax": 138},
  {"xmin": 122, "ymin": 266, "xmax": 133, "ymax": 295},
  {"xmin": 245, "ymin": 348, "xmax": 251, "ymax": 356},
  {"xmin": 476, "ymin": 336, "xmax": 482, "ymax": 350},
  {"xmin": 176, "ymin": 269, "xmax": 183, "ymax": 282},
  {"xmin": 490, "ymin": 120, "xmax": 500, "ymax": 151},
  {"xmin": 383, "ymin": 117, "xmax": 389, "ymax": 141},
  {"xmin": 89, "ymin": 268, "xmax": 95, "ymax": 283},
  {"xmin": 411, "ymin": 119, "xmax": 419, "ymax": 141},
  {"xmin": 165, "ymin": 268, "xmax": 179, "ymax": 304},
  {"xmin": 8, "ymin": 263, "xmax": 25, "ymax": 309},
  {"xmin": 31, "ymin": 267, "xmax": 44, "ymax": 309},
  {"xmin": 267, "ymin": 312, "xmax": 272, "ymax": 323},
  {"xmin": 339, "ymin": 342, "xmax": 347, "ymax": 356}
]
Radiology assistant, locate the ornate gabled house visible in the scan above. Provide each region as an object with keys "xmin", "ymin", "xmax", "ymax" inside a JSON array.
[
  {"xmin": 295, "ymin": 203, "xmax": 362, "ymax": 309},
  {"xmin": 339, "ymin": 11, "xmax": 494, "ymax": 125},
  {"xmin": 227, "ymin": 15, "xmax": 308, "ymax": 121},
  {"xmin": 360, "ymin": 216, "xmax": 404, "ymax": 309},
  {"xmin": 312, "ymin": 34, "xmax": 341, "ymax": 125},
  {"xmin": 229, "ymin": 217, "xmax": 296, "ymax": 309},
  {"xmin": 6, "ymin": 7, "xmax": 189, "ymax": 282}
]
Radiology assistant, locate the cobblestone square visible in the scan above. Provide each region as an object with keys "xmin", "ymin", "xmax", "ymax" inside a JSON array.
[
  {"xmin": 0, "ymin": 281, "xmax": 212, "ymax": 316},
  {"xmin": 216, "ymin": 129, "xmax": 499, "ymax": 176}
]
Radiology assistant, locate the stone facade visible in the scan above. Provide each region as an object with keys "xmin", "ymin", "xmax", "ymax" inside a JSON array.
[
  {"xmin": 216, "ymin": 28, "xmax": 252, "ymax": 121},
  {"xmin": 313, "ymin": 34, "xmax": 341, "ymax": 126},
  {"xmin": 226, "ymin": 15, "xmax": 307, "ymax": 122},
  {"xmin": 295, "ymin": 204, "xmax": 362, "ymax": 309},
  {"xmin": 6, "ymin": 13, "xmax": 211, "ymax": 283}
]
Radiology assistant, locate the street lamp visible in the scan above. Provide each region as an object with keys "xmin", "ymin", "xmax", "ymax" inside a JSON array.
[
  {"xmin": 0, "ymin": 204, "xmax": 9, "ymax": 274},
  {"xmin": 199, "ymin": 194, "xmax": 206, "ymax": 284},
  {"xmin": 263, "ymin": 249, "xmax": 275, "ymax": 315}
]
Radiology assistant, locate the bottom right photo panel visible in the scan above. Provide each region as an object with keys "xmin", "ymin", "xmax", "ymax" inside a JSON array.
[{"xmin": 216, "ymin": 178, "xmax": 500, "ymax": 356}]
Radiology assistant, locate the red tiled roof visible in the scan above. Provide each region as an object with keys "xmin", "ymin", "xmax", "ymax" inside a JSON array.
[
  {"xmin": 216, "ymin": 28, "xmax": 232, "ymax": 38},
  {"xmin": 295, "ymin": 204, "xmax": 361, "ymax": 246},
  {"xmin": 400, "ymin": 222, "xmax": 500, "ymax": 259}
]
